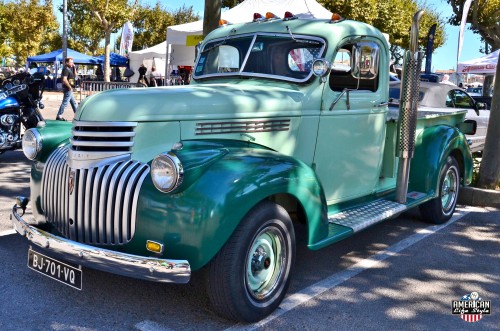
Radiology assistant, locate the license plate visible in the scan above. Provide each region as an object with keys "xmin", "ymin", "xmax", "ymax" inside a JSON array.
[{"xmin": 28, "ymin": 249, "xmax": 82, "ymax": 290}]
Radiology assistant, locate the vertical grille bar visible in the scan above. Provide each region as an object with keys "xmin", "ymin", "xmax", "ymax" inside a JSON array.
[
  {"xmin": 106, "ymin": 161, "xmax": 130, "ymax": 244},
  {"xmin": 100, "ymin": 163, "xmax": 120, "ymax": 244},
  {"xmin": 92, "ymin": 166, "xmax": 105, "ymax": 244},
  {"xmin": 41, "ymin": 146, "xmax": 149, "ymax": 245},
  {"xmin": 83, "ymin": 168, "xmax": 96, "ymax": 243},
  {"xmin": 76, "ymin": 169, "xmax": 87, "ymax": 242}
]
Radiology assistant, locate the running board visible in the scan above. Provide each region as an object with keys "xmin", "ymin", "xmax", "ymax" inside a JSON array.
[{"xmin": 328, "ymin": 199, "xmax": 407, "ymax": 232}]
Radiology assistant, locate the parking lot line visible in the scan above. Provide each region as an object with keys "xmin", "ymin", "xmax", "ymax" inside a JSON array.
[{"xmin": 225, "ymin": 206, "xmax": 479, "ymax": 331}]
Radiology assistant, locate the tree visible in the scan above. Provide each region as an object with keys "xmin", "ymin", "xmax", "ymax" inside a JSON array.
[
  {"xmin": 221, "ymin": 0, "xmax": 244, "ymax": 8},
  {"xmin": 0, "ymin": 4, "xmax": 10, "ymax": 60},
  {"xmin": 203, "ymin": 0, "xmax": 221, "ymax": 37},
  {"xmin": 76, "ymin": 0, "xmax": 138, "ymax": 82},
  {"xmin": 446, "ymin": 0, "xmax": 500, "ymax": 189},
  {"xmin": 317, "ymin": 0, "xmax": 446, "ymax": 64},
  {"xmin": 130, "ymin": 4, "xmax": 199, "ymax": 51},
  {"xmin": 60, "ymin": 1, "xmax": 105, "ymax": 55},
  {"xmin": 1, "ymin": 0, "xmax": 59, "ymax": 66}
]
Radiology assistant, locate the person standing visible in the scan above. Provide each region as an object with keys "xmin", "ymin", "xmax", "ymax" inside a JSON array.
[{"xmin": 57, "ymin": 57, "xmax": 78, "ymax": 121}]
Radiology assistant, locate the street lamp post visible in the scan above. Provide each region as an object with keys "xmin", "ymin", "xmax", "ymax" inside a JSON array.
[{"xmin": 63, "ymin": 0, "xmax": 68, "ymax": 60}]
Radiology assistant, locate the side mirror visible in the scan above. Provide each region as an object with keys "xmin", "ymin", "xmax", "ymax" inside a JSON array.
[
  {"xmin": 352, "ymin": 41, "xmax": 379, "ymax": 80},
  {"xmin": 458, "ymin": 119, "xmax": 477, "ymax": 135},
  {"xmin": 475, "ymin": 102, "xmax": 487, "ymax": 111}
]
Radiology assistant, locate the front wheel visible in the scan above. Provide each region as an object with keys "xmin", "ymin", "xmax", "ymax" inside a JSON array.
[
  {"xmin": 419, "ymin": 156, "xmax": 460, "ymax": 224},
  {"xmin": 207, "ymin": 201, "xmax": 295, "ymax": 322}
]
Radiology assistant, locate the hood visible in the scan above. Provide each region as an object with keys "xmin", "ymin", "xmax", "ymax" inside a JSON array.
[{"xmin": 77, "ymin": 83, "xmax": 306, "ymax": 122}]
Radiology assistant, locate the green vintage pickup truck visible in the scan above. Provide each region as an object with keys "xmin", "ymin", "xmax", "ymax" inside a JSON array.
[{"xmin": 13, "ymin": 12, "xmax": 473, "ymax": 322}]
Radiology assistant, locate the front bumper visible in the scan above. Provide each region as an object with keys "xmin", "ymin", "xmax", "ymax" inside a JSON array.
[{"xmin": 12, "ymin": 201, "xmax": 191, "ymax": 284}]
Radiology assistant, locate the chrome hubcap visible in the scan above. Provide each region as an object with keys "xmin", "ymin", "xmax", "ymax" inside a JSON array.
[
  {"xmin": 246, "ymin": 226, "xmax": 285, "ymax": 300},
  {"xmin": 441, "ymin": 167, "xmax": 458, "ymax": 213}
]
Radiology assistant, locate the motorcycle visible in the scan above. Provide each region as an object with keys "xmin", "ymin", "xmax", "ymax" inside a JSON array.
[{"xmin": 0, "ymin": 71, "xmax": 45, "ymax": 155}]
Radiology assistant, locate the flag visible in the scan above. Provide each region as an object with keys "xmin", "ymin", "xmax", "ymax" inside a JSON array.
[
  {"xmin": 425, "ymin": 24, "xmax": 437, "ymax": 74},
  {"xmin": 119, "ymin": 21, "xmax": 134, "ymax": 57},
  {"xmin": 458, "ymin": 0, "xmax": 473, "ymax": 62}
]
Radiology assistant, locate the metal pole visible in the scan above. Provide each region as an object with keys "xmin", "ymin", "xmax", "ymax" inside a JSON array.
[
  {"xmin": 395, "ymin": 11, "xmax": 424, "ymax": 204},
  {"xmin": 62, "ymin": 0, "xmax": 68, "ymax": 61}
]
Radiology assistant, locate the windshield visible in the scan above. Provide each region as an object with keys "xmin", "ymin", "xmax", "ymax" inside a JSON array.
[{"xmin": 193, "ymin": 33, "xmax": 325, "ymax": 82}]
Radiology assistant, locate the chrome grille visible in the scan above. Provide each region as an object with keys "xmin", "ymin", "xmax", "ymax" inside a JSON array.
[
  {"xmin": 71, "ymin": 121, "xmax": 136, "ymax": 152},
  {"xmin": 41, "ymin": 146, "xmax": 150, "ymax": 245},
  {"xmin": 69, "ymin": 121, "xmax": 137, "ymax": 168}
]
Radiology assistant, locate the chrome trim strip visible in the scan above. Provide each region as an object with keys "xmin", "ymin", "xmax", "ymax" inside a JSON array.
[
  {"xmin": 70, "ymin": 138, "xmax": 134, "ymax": 147},
  {"xmin": 72, "ymin": 121, "xmax": 138, "ymax": 127},
  {"xmin": 67, "ymin": 150, "xmax": 130, "ymax": 169},
  {"xmin": 12, "ymin": 204, "xmax": 191, "ymax": 284},
  {"xmin": 240, "ymin": 33, "xmax": 258, "ymax": 72},
  {"xmin": 71, "ymin": 129, "xmax": 136, "ymax": 138}
]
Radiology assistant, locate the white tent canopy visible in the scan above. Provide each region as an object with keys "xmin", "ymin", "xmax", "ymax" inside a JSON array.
[
  {"xmin": 128, "ymin": 41, "xmax": 168, "ymax": 83},
  {"xmin": 167, "ymin": 0, "xmax": 332, "ymax": 46},
  {"xmin": 165, "ymin": 0, "xmax": 333, "ymax": 73},
  {"xmin": 129, "ymin": 0, "xmax": 333, "ymax": 84},
  {"xmin": 457, "ymin": 49, "xmax": 499, "ymax": 75}
]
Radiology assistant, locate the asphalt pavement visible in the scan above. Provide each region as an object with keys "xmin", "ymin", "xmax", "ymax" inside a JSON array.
[{"xmin": 39, "ymin": 91, "xmax": 76, "ymax": 121}]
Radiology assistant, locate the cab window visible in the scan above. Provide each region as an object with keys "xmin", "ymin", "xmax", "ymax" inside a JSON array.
[{"xmin": 329, "ymin": 41, "xmax": 379, "ymax": 92}]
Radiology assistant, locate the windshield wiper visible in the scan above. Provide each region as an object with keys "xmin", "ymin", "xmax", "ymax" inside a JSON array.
[
  {"xmin": 286, "ymin": 26, "xmax": 321, "ymax": 45},
  {"xmin": 201, "ymin": 28, "xmax": 237, "ymax": 54}
]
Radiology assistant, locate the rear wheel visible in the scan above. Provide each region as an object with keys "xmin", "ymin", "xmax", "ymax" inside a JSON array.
[
  {"xmin": 419, "ymin": 156, "xmax": 460, "ymax": 224},
  {"xmin": 207, "ymin": 201, "xmax": 295, "ymax": 322}
]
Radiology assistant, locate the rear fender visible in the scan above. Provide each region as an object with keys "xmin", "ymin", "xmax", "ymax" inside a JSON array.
[
  {"xmin": 410, "ymin": 125, "xmax": 472, "ymax": 196},
  {"xmin": 134, "ymin": 140, "xmax": 328, "ymax": 270}
]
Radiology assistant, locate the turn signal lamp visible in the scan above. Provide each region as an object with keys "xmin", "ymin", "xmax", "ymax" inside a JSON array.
[
  {"xmin": 266, "ymin": 12, "xmax": 279, "ymax": 20},
  {"xmin": 283, "ymin": 11, "xmax": 297, "ymax": 20},
  {"xmin": 146, "ymin": 240, "xmax": 164, "ymax": 254},
  {"xmin": 330, "ymin": 13, "xmax": 344, "ymax": 22},
  {"xmin": 253, "ymin": 13, "xmax": 264, "ymax": 22}
]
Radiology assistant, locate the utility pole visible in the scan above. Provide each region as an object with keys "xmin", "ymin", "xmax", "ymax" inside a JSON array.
[{"xmin": 63, "ymin": 0, "xmax": 68, "ymax": 60}]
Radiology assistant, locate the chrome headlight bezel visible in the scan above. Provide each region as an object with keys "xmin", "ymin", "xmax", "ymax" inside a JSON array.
[
  {"xmin": 22, "ymin": 128, "xmax": 43, "ymax": 160},
  {"xmin": 311, "ymin": 58, "xmax": 331, "ymax": 77},
  {"xmin": 151, "ymin": 152, "xmax": 184, "ymax": 193}
]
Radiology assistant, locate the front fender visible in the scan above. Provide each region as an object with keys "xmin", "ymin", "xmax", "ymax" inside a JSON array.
[
  {"xmin": 133, "ymin": 142, "xmax": 327, "ymax": 270},
  {"xmin": 410, "ymin": 125, "xmax": 472, "ymax": 196}
]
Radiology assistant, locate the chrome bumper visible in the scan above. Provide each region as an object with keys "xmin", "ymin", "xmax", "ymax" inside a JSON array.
[{"xmin": 12, "ymin": 202, "xmax": 191, "ymax": 284}]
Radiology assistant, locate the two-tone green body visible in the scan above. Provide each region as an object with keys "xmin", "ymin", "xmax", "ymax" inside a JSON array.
[{"xmin": 26, "ymin": 17, "xmax": 472, "ymax": 272}]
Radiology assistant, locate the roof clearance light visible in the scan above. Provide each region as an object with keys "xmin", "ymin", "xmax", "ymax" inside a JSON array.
[
  {"xmin": 266, "ymin": 12, "xmax": 280, "ymax": 20},
  {"xmin": 330, "ymin": 13, "xmax": 345, "ymax": 23},
  {"xmin": 253, "ymin": 13, "xmax": 264, "ymax": 22},
  {"xmin": 219, "ymin": 19, "xmax": 229, "ymax": 26},
  {"xmin": 283, "ymin": 11, "xmax": 297, "ymax": 20}
]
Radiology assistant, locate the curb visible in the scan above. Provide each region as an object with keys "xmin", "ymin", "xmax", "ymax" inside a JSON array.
[{"xmin": 459, "ymin": 186, "xmax": 500, "ymax": 209}]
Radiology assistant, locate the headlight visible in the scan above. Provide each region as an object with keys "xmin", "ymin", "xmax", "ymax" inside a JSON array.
[
  {"xmin": 151, "ymin": 152, "xmax": 183, "ymax": 193},
  {"xmin": 22, "ymin": 128, "xmax": 43, "ymax": 160}
]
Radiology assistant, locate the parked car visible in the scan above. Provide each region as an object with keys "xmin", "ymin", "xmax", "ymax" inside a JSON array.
[
  {"xmin": 389, "ymin": 81, "xmax": 490, "ymax": 153},
  {"xmin": 466, "ymin": 86, "xmax": 483, "ymax": 96}
]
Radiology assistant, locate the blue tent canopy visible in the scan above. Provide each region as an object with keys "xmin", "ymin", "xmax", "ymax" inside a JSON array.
[
  {"xmin": 97, "ymin": 52, "xmax": 129, "ymax": 67},
  {"xmin": 27, "ymin": 48, "xmax": 100, "ymax": 64}
]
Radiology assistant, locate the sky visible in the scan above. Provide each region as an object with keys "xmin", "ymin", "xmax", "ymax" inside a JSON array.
[{"xmin": 54, "ymin": 0, "xmax": 486, "ymax": 71}]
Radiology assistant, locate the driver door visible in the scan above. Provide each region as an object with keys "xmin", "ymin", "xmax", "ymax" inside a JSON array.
[{"xmin": 313, "ymin": 39, "xmax": 389, "ymax": 204}]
